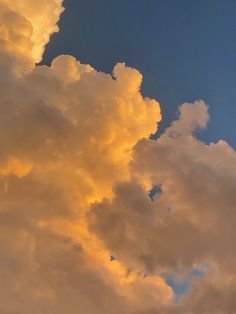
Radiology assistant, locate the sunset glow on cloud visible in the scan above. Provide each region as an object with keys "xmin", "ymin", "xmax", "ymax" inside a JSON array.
[{"xmin": 0, "ymin": 1, "xmax": 236, "ymax": 313}]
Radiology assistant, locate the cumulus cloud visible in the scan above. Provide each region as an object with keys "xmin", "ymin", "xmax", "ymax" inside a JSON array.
[
  {"xmin": 2, "ymin": 0, "xmax": 64, "ymax": 63},
  {"xmin": 89, "ymin": 100, "xmax": 236, "ymax": 313},
  {"xmin": 1, "ymin": 1, "xmax": 236, "ymax": 313},
  {"xmin": 0, "ymin": 0, "xmax": 63, "ymax": 77},
  {"xmin": 0, "ymin": 2, "xmax": 171, "ymax": 313}
]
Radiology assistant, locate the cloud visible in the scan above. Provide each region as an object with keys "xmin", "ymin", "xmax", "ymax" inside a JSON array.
[
  {"xmin": 89, "ymin": 101, "xmax": 236, "ymax": 312},
  {"xmin": 1, "ymin": 1, "xmax": 236, "ymax": 313},
  {"xmin": 0, "ymin": 0, "xmax": 63, "ymax": 77},
  {"xmin": 2, "ymin": 0, "xmax": 64, "ymax": 63},
  {"xmin": 0, "ymin": 2, "xmax": 171, "ymax": 313}
]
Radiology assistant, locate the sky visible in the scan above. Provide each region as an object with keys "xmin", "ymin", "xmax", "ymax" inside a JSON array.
[
  {"xmin": 43, "ymin": 0, "xmax": 236, "ymax": 148},
  {"xmin": 1, "ymin": 1, "xmax": 236, "ymax": 313}
]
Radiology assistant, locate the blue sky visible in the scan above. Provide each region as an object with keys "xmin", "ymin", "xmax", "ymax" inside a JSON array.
[{"xmin": 42, "ymin": 0, "xmax": 236, "ymax": 148}]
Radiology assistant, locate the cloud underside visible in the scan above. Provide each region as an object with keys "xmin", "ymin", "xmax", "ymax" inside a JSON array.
[{"xmin": 0, "ymin": 1, "xmax": 235, "ymax": 313}]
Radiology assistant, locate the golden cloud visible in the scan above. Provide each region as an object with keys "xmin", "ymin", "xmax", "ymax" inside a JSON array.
[{"xmin": 0, "ymin": 1, "xmax": 235, "ymax": 313}]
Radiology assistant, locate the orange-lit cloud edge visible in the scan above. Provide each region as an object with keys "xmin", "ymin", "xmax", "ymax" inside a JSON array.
[{"xmin": 0, "ymin": 1, "xmax": 236, "ymax": 313}]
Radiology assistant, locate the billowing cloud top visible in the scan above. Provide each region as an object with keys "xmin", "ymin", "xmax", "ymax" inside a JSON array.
[
  {"xmin": 0, "ymin": 1, "xmax": 235, "ymax": 314},
  {"xmin": 2, "ymin": 0, "xmax": 63, "ymax": 62},
  {"xmin": 0, "ymin": 0, "xmax": 63, "ymax": 76}
]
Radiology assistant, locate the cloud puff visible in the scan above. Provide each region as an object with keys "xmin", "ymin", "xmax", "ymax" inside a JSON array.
[
  {"xmin": 0, "ymin": 0, "xmax": 63, "ymax": 77},
  {"xmin": 2, "ymin": 0, "xmax": 64, "ymax": 63},
  {"xmin": 1, "ymin": 55, "xmax": 161, "ymax": 207},
  {"xmin": 1, "ymin": 1, "xmax": 236, "ymax": 313},
  {"xmin": 0, "ymin": 2, "xmax": 172, "ymax": 313},
  {"xmin": 89, "ymin": 101, "xmax": 236, "ymax": 313}
]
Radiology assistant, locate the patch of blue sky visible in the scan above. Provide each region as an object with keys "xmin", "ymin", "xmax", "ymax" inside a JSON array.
[
  {"xmin": 165, "ymin": 277, "xmax": 189, "ymax": 302},
  {"xmin": 192, "ymin": 267, "xmax": 205, "ymax": 278},
  {"xmin": 148, "ymin": 185, "xmax": 162, "ymax": 201},
  {"xmin": 162, "ymin": 266, "xmax": 205, "ymax": 302}
]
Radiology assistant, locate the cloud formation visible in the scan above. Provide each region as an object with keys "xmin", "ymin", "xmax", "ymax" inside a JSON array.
[
  {"xmin": 2, "ymin": 0, "xmax": 64, "ymax": 62},
  {"xmin": 0, "ymin": 1, "xmax": 236, "ymax": 313},
  {"xmin": 90, "ymin": 101, "xmax": 236, "ymax": 313}
]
